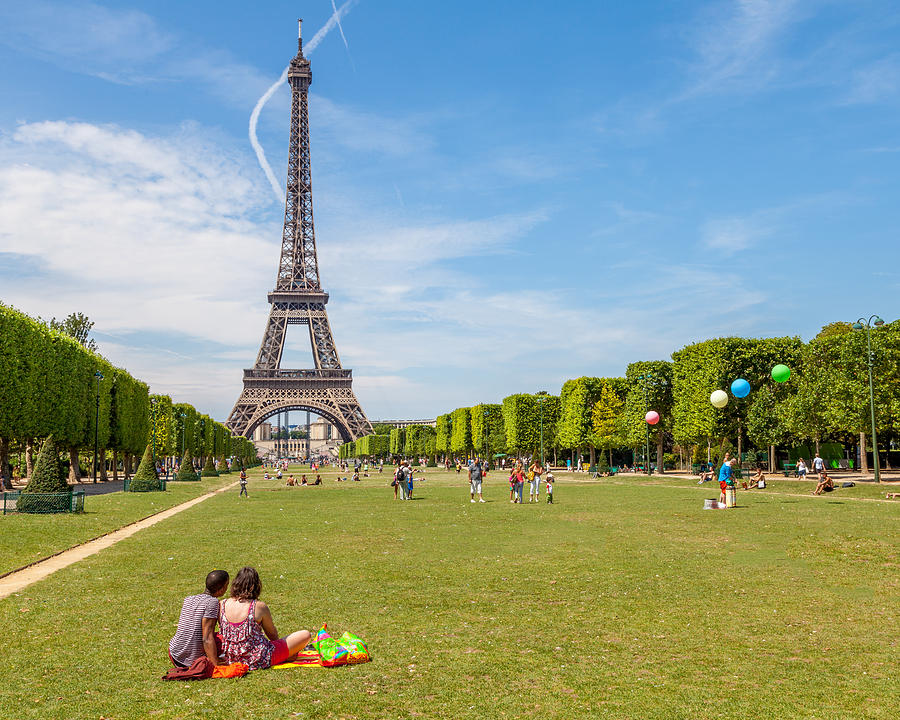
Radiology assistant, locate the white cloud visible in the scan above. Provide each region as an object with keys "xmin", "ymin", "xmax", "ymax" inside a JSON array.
[
  {"xmin": 0, "ymin": 120, "xmax": 275, "ymax": 346},
  {"xmin": 702, "ymin": 216, "xmax": 772, "ymax": 253},
  {"xmin": 0, "ymin": 0, "xmax": 276, "ymax": 108},
  {"xmin": 0, "ymin": 1, "xmax": 174, "ymax": 82},
  {"xmin": 681, "ymin": 0, "xmax": 808, "ymax": 97},
  {"xmin": 843, "ymin": 55, "xmax": 900, "ymax": 104}
]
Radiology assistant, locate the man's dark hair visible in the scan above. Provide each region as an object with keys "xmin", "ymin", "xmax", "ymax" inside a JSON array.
[
  {"xmin": 230, "ymin": 566, "xmax": 262, "ymax": 601},
  {"xmin": 206, "ymin": 569, "xmax": 229, "ymax": 595}
]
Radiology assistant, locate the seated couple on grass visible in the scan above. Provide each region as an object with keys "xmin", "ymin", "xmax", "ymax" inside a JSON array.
[{"xmin": 169, "ymin": 567, "xmax": 312, "ymax": 671}]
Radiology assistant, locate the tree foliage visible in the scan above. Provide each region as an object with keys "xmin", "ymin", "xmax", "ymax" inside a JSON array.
[
  {"xmin": 48, "ymin": 312, "xmax": 98, "ymax": 352},
  {"xmin": 435, "ymin": 414, "xmax": 452, "ymax": 454},
  {"xmin": 129, "ymin": 445, "xmax": 162, "ymax": 492},
  {"xmin": 501, "ymin": 393, "xmax": 560, "ymax": 457},
  {"xmin": 558, "ymin": 378, "xmax": 604, "ymax": 450},
  {"xmin": 389, "ymin": 428, "xmax": 406, "ymax": 456},
  {"xmin": 23, "ymin": 436, "xmax": 67, "ymax": 494},
  {"xmin": 450, "ymin": 407, "xmax": 472, "ymax": 454}
]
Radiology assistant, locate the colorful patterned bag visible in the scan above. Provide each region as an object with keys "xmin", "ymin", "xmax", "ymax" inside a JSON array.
[{"xmin": 313, "ymin": 624, "xmax": 371, "ymax": 667}]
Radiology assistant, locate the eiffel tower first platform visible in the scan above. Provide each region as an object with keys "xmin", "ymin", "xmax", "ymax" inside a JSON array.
[{"xmin": 227, "ymin": 21, "xmax": 371, "ymax": 442}]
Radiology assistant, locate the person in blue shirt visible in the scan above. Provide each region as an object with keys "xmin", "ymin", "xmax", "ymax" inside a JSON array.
[{"xmin": 718, "ymin": 453, "xmax": 734, "ymax": 505}]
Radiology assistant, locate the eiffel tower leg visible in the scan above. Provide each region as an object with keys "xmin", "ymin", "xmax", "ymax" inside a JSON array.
[
  {"xmin": 309, "ymin": 313, "xmax": 340, "ymax": 369},
  {"xmin": 256, "ymin": 309, "xmax": 288, "ymax": 369}
]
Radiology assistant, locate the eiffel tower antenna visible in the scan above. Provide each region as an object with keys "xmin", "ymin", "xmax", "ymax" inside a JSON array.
[{"xmin": 227, "ymin": 26, "xmax": 371, "ymax": 443}]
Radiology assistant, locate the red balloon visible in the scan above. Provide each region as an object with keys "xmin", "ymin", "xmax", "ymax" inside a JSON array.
[{"xmin": 645, "ymin": 411, "xmax": 660, "ymax": 425}]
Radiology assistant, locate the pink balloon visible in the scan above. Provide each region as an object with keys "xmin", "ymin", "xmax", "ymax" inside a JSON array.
[{"xmin": 645, "ymin": 411, "xmax": 660, "ymax": 425}]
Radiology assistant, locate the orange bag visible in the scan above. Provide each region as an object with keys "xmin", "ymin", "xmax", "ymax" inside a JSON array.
[{"xmin": 211, "ymin": 662, "xmax": 249, "ymax": 679}]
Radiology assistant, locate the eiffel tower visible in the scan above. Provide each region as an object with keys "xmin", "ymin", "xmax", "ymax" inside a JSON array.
[{"xmin": 227, "ymin": 21, "xmax": 371, "ymax": 442}]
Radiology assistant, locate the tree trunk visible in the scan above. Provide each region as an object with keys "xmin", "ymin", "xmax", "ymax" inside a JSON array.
[
  {"xmin": 656, "ymin": 435, "xmax": 665, "ymax": 474},
  {"xmin": 68, "ymin": 448, "xmax": 82, "ymax": 483},
  {"xmin": 814, "ymin": 435, "xmax": 821, "ymax": 455},
  {"xmin": 112, "ymin": 450, "xmax": 119, "ymax": 481},
  {"xmin": 0, "ymin": 437, "xmax": 12, "ymax": 489},
  {"xmin": 25, "ymin": 439, "xmax": 34, "ymax": 479},
  {"xmin": 100, "ymin": 449, "xmax": 108, "ymax": 481},
  {"xmin": 769, "ymin": 445, "xmax": 775, "ymax": 473},
  {"xmin": 589, "ymin": 446, "xmax": 596, "ymax": 469},
  {"xmin": 859, "ymin": 432, "xmax": 868, "ymax": 473}
]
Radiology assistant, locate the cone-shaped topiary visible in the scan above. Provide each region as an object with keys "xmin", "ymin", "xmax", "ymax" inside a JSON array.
[
  {"xmin": 217, "ymin": 456, "xmax": 230, "ymax": 474},
  {"xmin": 18, "ymin": 436, "xmax": 71, "ymax": 513},
  {"xmin": 23, "ymin": 436, "xmax": 68, "ymax": 493},
  {"xmin": 176, "ymin": 448, "xmax": 199, "ymax": 481},
  {"xmin": 129, "ymin": 445, "xmax": 161, "ymax": 492},
  {"xmin": 201, "ymin": 455, "xmax": 219, "ymax": 477}
]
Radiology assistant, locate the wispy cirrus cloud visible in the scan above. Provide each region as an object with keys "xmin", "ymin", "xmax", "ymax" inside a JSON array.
[
  {"xmin": 678, "ymin": 0, "xmax": 811, "ymax": 99},
  {"xmin": 843, "ymin": 54, "xmax": 900, "ymax": 104},
  {"xmin": 0, "ymin": 0, "xmax": 274, "ymax": 107}
]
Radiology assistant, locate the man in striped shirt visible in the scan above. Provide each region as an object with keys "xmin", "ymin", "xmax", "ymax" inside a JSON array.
[{"xmin": 168, "ymin": 570, "xmax": 230, "ymax": 667}]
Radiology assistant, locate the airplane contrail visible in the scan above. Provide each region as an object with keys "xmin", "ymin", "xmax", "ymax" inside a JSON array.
[
  {"xmin": 250, "ymin": 0, "xmax": 359, "ymax": 204},
  {"xmin": 331, "ymin": 0, "xmax": 351, "ymax": 53}
]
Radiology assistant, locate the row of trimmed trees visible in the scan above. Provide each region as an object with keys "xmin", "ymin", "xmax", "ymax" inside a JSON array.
[
  {"xmin": 0, "ymin": 304, "xmax": 258, "ymax": 489},
  {"xmin": 341, "ymin": 321, "xmax": 900, "ymax": 473}
]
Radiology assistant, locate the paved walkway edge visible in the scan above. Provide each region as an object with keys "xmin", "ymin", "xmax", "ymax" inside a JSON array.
[{"xmin": 0, "ymin": 481, "xmax": 237, "ymax": 600}]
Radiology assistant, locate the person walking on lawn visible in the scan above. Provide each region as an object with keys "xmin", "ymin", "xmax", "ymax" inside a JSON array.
[
  {"xmin": 468, "ymin": 457, "xmax": 485, "ymax": 503},
  {"xmin": 528, "ymin": 458, "xmax": 544, "ymax": 502},
  {"xmin": 813, "ymin": 452, "xmax": 826, "ymax": 483}
]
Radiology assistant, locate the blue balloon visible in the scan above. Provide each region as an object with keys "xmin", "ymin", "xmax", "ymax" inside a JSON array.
[{"xmin": 731, "ymin": 378, "xmax": 751, "ymax": 398}]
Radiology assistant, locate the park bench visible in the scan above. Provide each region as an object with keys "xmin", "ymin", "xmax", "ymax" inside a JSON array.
[{"xmin": 782, "ymin": 462, "xmax": 797, "ymax": 477}]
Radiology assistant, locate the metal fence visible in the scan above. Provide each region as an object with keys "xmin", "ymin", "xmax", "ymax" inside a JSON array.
[
  {"xmin": 2, "ymin": 490, "xmax": 85, "ymax": 515},
  {"xmin": 122, "ymin": 475, "xmax": 167, "ymax": 493}
]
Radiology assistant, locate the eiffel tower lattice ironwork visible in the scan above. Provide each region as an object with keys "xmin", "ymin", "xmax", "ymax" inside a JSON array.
[{"xmin": 227, "ymin": 21, "xmax": 371, "ymax": 443}]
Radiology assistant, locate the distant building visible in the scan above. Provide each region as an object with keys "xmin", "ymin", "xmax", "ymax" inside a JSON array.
[
  {"xmin": 371, "ymin": 419, "xmax": 436, "ymax": 429},
  {"xmin": 253, "ymin": 417, "xmax": 340, "ymax": 459}
]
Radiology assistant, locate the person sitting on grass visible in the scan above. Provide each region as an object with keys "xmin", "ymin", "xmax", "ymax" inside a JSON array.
[
  {"xmin": 219, "ymin": 567, "xmax": 312, "ymax": 671},
  {"xmin": 743, "ymin": 467, "xmax": 766, "ymax": 490},
  {"xmin": 286, "ymin": 474, "xmax": 295, "ymax": 486},
  {"xmin": 300, "ymin": 474, "xmax": 308, "ymax": 486},
  {"xmin": 314, "ymin": 474, "xmax": 322, "ymax": 485},
  {"xmin": 697, "ymin": 464, "xmax": 716, "ymax": 484},
  {"xmin": 168, "ymin": 570, "xmax": 230, "ymax": 668},
  {"xmin": 813, "ymin": 471, "xmax": 834, "ymax": 495}
]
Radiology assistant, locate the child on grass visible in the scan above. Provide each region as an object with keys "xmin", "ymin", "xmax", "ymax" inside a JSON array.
[{"xmin": 546, "ymin": 474, "xmax": 554, "ymax": 504}]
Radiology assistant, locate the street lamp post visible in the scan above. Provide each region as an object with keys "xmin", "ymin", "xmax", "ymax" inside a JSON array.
[
  {"xmin": 483, "ymin": 409, "xmax": 488, "ymax": 467},
  {"xmin": 92, "ymin": 371, "xmax": 103, "ymax": 483},
  {"xmin": 179, "ymin": 411, "xmax": 186, "ymax": 457},
  {"xmin": 638, "ymin": 373, "xmax": 653, "ymax": 475},
  {"xmin": 149, "ymin": 397, "xmax": 158, "ymax": 470},
  {"xmin": 852, "ymin": 315, "xmax": 885, "ymax": 483},
  {"xmin": 537, "ymin": 393, "xmax": 547, "ymax": 466}
]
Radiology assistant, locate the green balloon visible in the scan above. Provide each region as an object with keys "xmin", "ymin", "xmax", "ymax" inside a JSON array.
[{"xmin": 771, "ymin": 364, "xmax": 791, "ymax": 383}]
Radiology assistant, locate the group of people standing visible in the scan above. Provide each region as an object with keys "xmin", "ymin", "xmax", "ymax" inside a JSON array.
[
  {"xmin": 468, "ymin": 458, "xmax": 554, "ymax": 504},
  {"xmin": 392, "ymin": 460, "xmax": 416, "ymax": 500}
]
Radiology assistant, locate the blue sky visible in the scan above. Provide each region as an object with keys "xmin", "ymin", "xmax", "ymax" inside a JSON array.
[{"xmin": 1, "ymin": 0, "xmax": 898, "ymax": 423}]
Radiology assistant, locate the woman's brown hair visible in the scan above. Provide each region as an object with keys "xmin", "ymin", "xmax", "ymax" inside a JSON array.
[{"xmin": 230, "ymin": 566, "xmax": 262, "ymax": 601}]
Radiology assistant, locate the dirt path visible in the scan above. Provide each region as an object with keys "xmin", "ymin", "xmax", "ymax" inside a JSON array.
[{"xmin": 0, "ymin": 481, "xmax": 237, "ymax": 600}]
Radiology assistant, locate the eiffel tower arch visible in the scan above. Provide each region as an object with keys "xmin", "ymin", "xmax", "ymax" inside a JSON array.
[{"xmin": 227, "ymin": 21, "xmax": 371, "ymax": 443}]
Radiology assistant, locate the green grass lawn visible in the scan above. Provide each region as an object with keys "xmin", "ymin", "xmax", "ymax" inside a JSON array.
[
  {"xmin": 1, "ymin": 465, "xmax": 897, "ymax": 719},
  {"xmin": 0, "ymin": 475, "xmax": 235, "ymax": 576}
]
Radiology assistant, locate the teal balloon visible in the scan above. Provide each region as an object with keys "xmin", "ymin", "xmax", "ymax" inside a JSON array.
[
  {"xmin": 771, "ymin": 364, "xmax": 791, "ymax": 383},
  {"xmin": 731, "ymin": 378, "xmax": 750, "ymax": 398}
]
